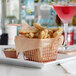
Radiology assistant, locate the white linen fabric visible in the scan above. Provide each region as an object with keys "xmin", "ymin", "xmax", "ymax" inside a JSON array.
[{"xmin": 61, "ymin": 61, "xmax": 76, "ymax": 74}]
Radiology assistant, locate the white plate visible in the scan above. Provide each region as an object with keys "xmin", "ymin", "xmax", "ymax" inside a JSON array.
[
  {"xmin": 0, "ymin": 54, "xmax": 76, "ymax": 68},
  {"xmin": 0, "ymin": 45, "xmax": 76, "ymax": 68}
]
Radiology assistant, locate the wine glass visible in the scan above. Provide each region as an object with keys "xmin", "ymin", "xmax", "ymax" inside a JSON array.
[{"xmin": 53, "ymin": 0, "xmax": 76, "ymax": 51}]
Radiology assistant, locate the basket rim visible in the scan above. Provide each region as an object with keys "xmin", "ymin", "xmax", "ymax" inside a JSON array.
[{"xmin": 16, "ymin": 35, "xmax": 61, "ymax": 40}]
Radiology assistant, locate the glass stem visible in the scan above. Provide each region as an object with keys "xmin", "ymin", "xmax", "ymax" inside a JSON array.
[{"xmin": 64, "ymin": 23, "xmax": 68, "ymax": 49}]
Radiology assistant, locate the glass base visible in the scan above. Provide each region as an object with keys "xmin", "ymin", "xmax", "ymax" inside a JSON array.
[{"xmin": 58, "ymin": 45, "xmax": 75, "ymax": 51}]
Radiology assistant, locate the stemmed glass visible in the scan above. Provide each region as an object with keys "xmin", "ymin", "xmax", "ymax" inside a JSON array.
[{"xmin": 53, "ymin": 0, "xmax": 76, "ymax": 51}]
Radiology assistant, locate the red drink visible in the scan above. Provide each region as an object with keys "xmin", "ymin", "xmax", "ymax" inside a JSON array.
[{"xmin": 53, "ymin": 5, "xmax": 76, "ymax": 23}]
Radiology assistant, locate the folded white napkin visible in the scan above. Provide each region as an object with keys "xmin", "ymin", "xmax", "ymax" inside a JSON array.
[{"xmin": 60, "ymin": 61, "xmax": 76, "ymax": 74}]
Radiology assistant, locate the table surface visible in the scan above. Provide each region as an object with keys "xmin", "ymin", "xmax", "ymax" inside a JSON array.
[
  {"xmin": 0, "ymin": 60, "xmax": 76, "ymax": 76},
  {"xmin": 0, "ymin": 63, "xmax": 69, "ymax": 76}
]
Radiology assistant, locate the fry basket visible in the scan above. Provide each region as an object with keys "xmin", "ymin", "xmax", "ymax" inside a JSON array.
[{"xmin": 23, "ymin": 38, "xmax": 59, "ymax": 62}]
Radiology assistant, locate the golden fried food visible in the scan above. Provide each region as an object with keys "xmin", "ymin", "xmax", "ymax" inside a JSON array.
[
  {"xmin": 33, "ymin": 23, "xmax": 45, "ymax": 30},
  {"xmin": 48, "ymin": 27, "xmax": 63, "ymax": 33},
  {"xmin": 47, "ymin": 34, "xmax": 51, "ymax": 38},
  {"xmin": 24, "ymin": 33, "xmax": 29, "ymax": 38},
  {"xmin": 38, "ymin": 29, "xmax": 48, "ymax": 39},
  {"xmin": 48, "ymin": 30, "xmax": 53, "ymax": 37},
  {"xmin": 57, "ymin": 27, "xmax": 63, "ymax": 33},
  {"xmin": 53, "ymin": 31, "xmax": 60, "ymax": 38},
  {"xmin": 38, "ymin": 30, "xmax": 45, "ymax": 39},
  {"xmin": 22, "ymin": 33, "xmax": 34, "ymax": 38},
  {"xmin": 48, "ymin": 28, "xmax": 58, "ymax": 32},
  {"xmin": 34, "ymin": 32, "xmax": 39, "ymax": 38},
  {"xmin": 19, "ymin": 28, "xmax": 38, "ymax": 34},
  {"xmin": 53, "ymin": 27, "xmax": 63, "ymax": 38},
  {"xmin": 19, "ymin": 23, "xmax": 63, "ymax": 39},
  {"xmin": 29, "ymin": 32, "xmax": 34, "ymax": 38},
  {"xmin": 43, "ymin": 29, "xmax": 48, "ymax": 39}
]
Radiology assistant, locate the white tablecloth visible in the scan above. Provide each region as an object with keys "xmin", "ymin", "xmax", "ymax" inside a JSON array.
[{"xmin": 0, "ymin": 63, "xmax": 74, "ymax": 76}]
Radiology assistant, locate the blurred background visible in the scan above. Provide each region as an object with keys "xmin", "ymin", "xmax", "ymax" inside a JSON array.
[{"xmin": 0, "ymin": 0, "xmax": 76, "ymax": 45}]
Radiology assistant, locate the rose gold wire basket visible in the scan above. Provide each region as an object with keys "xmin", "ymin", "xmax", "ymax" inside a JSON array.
[{"xmin": 23, "ymin": 38, "xmax": 59, "ymax": 63}]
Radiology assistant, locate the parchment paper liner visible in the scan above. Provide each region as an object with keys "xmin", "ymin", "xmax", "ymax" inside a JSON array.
[{"xmin": 15, "ymin": 36, "xmax": 60, "ymax": 62}]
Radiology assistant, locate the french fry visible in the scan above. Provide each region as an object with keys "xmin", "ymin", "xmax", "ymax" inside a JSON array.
[
  {"xmin": 48, "ymin": 27, "xmax": 63, "ymax": 33},
  {"xmin": 33, "ymin": 23, "xmax": 45, "ymax": 30},
  {"xmin": 25, "ymin": 34, "xmax": 29, "ymax": 38},
  {"xmin": 38, "ymin": 29, "xmax": 48, "ymax": 39},
  {"xmin": 22, "ymin": 33, "xmax": 29, "ymax": 38},
  {"xmin": 53, "ymin": 27, "xmax": 63, "ymax": 38},
  {"xmin": 53, "ymin": 31, "xmax": 60, "ymax": 38},
  {"xmin": 48, "ymin": 28, "xmax": 58, "ymax": 32},
  {"xmin": 57, "ymin": 27, "xmax": 63, "ymax": 33},
  {"xmin": 22, "ymin": 33, "xmax": 34, "ymax": 38},
  {"xmin": 19, "ymin": 28, "xmax": 38, "ymax": 34},
  {"xmin": 48, "ymin": 30, "xmax": 53, "ymax": 37},
  {"xmin": 47, "ymin": 34, "xmax": 51, "ymax": 38},
  {"xmin": 43, "ymin": 29, "xmax": 48, "ymax": 38},
  {"xmin": 29, "ymin": 32, "xmax": 34, "ymax": 38},
  {"xmin": 34, "ymin": 32, "xmax": 39, "ymax": 38},
  {"xmin": 38, "ymin": 31, "xmax": 45, "ymax": 39}
]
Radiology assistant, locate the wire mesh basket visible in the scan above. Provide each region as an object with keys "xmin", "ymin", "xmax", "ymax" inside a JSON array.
[{"xmin": 23, "ymin": 38, "xmax": 59, "ymax": 62}]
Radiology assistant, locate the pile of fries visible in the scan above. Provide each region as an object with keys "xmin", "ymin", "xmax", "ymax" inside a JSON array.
[{"xmin": 19, "ymin": 23, "xmax": 63, "ymax": 39}]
